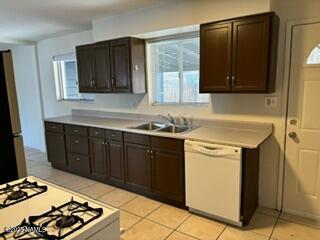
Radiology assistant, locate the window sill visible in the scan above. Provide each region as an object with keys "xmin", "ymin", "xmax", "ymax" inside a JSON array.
[
  {"xmin": 151, "ymin": 102, "xmax": 208, "ymax": 107},
  {"xmin": 57, "ymin": 99, "xmax": 95, "ymax": 102}
]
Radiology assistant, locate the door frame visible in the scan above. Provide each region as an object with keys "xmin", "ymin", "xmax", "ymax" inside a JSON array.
[{"xmin": 278, "ymin": 17, "xmax": 320, "ymax": 211}]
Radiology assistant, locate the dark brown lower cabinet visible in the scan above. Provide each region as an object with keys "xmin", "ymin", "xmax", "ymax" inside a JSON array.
[
  {"xmin": 67, "ymin": 152, "xmax": 90, "ymax": 176},
  {"xmin": 89, "ymin": 138, "xmax": 107, "ymax": 181},
  {"xmin": 106, "ymin": 141, "xmax": 125, "ymax": 186},
  {"xmin": 124, "ymin": 143, "xmax": 152, "ymax": 193},
  {"xmin": 45, "ymin": 132, "xmax": 67, "ymax": 169},
  {"xmin": 152, "ymin": 149, "xmax": 184, "ymax": 204}
]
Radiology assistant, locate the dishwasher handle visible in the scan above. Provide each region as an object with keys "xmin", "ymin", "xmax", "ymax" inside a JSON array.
[{"xmin": 190, "ymin": 144, "xmax": 239, "ymax": 157}]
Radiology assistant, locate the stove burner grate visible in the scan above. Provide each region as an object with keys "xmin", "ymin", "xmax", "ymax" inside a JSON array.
[
  {"xmin": 28, "ymin": 197, "xmax": 103, "ymax": 240},
  {"xmin": 0, "ymin": 178, "xmax": 47, "ymax": 209}
]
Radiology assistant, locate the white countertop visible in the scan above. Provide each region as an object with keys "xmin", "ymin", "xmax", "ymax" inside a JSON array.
[{"xmin": 45, "ymin": 115, "xmax": 272, "ymax": 149}]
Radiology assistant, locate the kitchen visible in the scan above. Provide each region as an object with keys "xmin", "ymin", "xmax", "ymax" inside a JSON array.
[{"xmin": 1, "ymin": 0, "xmax": 320, "ymax": 239}]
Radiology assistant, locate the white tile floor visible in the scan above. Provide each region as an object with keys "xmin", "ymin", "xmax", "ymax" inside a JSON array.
[{"xmin": 25, "ymin": 147, "xmax": 320, "ymax": 240}]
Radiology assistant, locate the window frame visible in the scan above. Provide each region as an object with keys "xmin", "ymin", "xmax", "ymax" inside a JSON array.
[
  {"xmin": 146, "ymin": 32, "xmax": 209, "ymax": 106},
  {"xmin": 52, "ymin": 53, "xmax": 94, "ymax": 102}
]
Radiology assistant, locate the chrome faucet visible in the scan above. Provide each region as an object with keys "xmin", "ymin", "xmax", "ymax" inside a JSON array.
[
  {"xmin": 158, "ymin": 114, "xmax": 175, "ymax": 124},
  {"xmin": 181, "ymin": 117, "xmax": 189, "ymax": 126}
]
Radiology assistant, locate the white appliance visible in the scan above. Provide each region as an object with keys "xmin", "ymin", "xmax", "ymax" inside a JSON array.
[
  {"xmin": 0, "ymin": 177, "xmax": 120, "ymax": 240},
  {"xmin": 185, "ymin": 140, "xmax": 242, "ymax": 226}
]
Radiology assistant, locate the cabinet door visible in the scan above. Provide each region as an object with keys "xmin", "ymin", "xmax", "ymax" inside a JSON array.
[
  {"xmin": 107, "ymin": 141, "xmax": 125, "ymax": 185},
  {"xmin": 152, "ymin": 149, "xmax": 184, "ymax": 203},
  {"xmin": 89, "ymin": 138, "xmax": 107, "ymax": 181},
  {"xmin": 110, "ymin": 38, "xmax": 131, "ymax": 92},
  {"xmin": 231, "ymin": 15, "xmax": 270, "ymax": 92},
  {"xmin": 92, "ymin": 42, "xmax": 112, "ymax": 92},
  {"xmin": 68, "ymin": 153, "xmax": 90, "ymax": 176},
  {"xmin": 200, "ymin": 22, "xmax": 232, "ymax": 92},
  {"xmin": 46, "ymin": 132, "xmax": 67, "ymax": 169},
  {"xmin": 76, "ymin": 45, "xmax": 93, "ymax": 92},
  {"xmin": 124, "ymin": 143, "xmax": 151, "ymax": 192}
]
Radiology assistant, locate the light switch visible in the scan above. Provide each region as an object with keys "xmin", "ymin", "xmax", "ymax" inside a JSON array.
[{"xmin": 265, "ymin": 96, "xmax": 277, "ymax": 108}]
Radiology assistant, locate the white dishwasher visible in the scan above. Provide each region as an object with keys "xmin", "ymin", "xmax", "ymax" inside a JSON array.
[{"xmin": 185, "ymin": 140, "xmax": 243, "ymax": 226}]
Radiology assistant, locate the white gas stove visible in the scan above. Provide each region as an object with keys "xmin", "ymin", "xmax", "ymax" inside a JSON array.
[{"xmin": 0, "ymin": 176, "xmax": 120, "ymax": 240}]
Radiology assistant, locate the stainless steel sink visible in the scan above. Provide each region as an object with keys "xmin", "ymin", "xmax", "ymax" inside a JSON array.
[
  {"xmin": 130, "ymin": 122, "xmax": 167, "ymax": 131},
  {"xmin": 157, "ymin": 125, "xmax": 194, "ymax": 134},
  {"xmin": 129, "ymin": 122, "xmax": 196, "ymax": 134}
]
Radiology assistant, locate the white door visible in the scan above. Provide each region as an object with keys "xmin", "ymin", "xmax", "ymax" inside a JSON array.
[{"xmin": 284, "ymin": 22, "xmax": 320, "ymax": 219}]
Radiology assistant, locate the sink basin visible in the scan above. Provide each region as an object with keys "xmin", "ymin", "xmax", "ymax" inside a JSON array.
[
  {"xmin": 130, "ymin": 122, "xmax": 197, "ymax": 134},
  {"xmin": 131, "ymin": 122, "xmax": 167, "ymax": 131},
  {"xmin": 157, "ymin": 125, "xmax": 194, "ymax": 134}
]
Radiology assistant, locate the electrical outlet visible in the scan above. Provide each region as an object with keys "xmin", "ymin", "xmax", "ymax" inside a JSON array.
[{"xmin": 265, "ymin": 96, "xmax": 277, "ymax": 108}]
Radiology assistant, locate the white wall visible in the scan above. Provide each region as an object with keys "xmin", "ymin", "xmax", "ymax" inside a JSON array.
[
  {"xmin": 12, "ymin": 45, "xmax": 46, "ymax": 151},
  {"xmin": 36, "ymin": 0, "xmax": 279, "ymax": 208}
]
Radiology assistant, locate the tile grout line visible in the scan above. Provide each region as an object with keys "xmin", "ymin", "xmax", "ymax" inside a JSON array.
[
  {"xmin": 120, "ymin": 203, "xmax": 164, "ymax": 236},
  {"xmin": 215, "ymin": 224, "xmax": 228, "ymax": 240},
  {"xmin": 268, "ymin": 212, "xmax": 281, "ymax": 240}
]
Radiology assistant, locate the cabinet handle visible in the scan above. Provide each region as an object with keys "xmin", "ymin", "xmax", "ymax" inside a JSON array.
[
  {"xmin": 226, "ymin": 76, "xmax": 230, "ymax": 86},
  {"xmin": 74, "ymin": 140, "xmax": 79, "ymax": 144},
  {"xmin": 95, "ymin": 131, "xmax": 100, "ymax": 135},
  {"xmin": 75, "ymin": 157, "xmax": 81, "ymax": 161},
  {"xmin": 91, "ymin": 79, "xmax": 95, "ymax": 87},
  {"xmin": 111, "ymin": 78, "xmax": 115, "ymax": 87},
  {"xmin": 111, "ymin": 134, "xmax": 116, "ymax": 137},
  {"xmin": 51, "ymin": 126, "xmax": 56, "ymax": 129},
  {"xmin": 231, "ymin": 76, "xmax": 235, "ymax": 86},
  {"xmin": 73, "ymin": 129, "xmax": 79, "ymax": 133},
  {"xmin": 147, "ymin": 149, "xmax": 150, "ymax": 153}
]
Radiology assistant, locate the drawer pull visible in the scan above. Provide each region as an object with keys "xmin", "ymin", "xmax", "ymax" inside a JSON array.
[
  {"xmin": 95, "ymin": 131, "xmax": 100, "ymax": 135},
  {"xmin": 74, "ymin": 140, "xmax": 80, "ymax": 144},
  {"xmin": 73, "ymin": 129, "xmax": 79, "ymax": 133},
  {"xmin": 51, "ymin": 126, "xmax": 56, "ymax": 129},
  {"xmin": 76, "ymin": 157, "xmax": 81, "ymax": 161},
  {"xmin": 111, "ymin": 134, "xmax": 116, "ymax": 137}
]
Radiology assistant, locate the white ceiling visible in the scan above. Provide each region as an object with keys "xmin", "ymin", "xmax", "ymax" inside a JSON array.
[{"xmin": 0, "ymin": 0, "xmax": 171, "ymax": 43}]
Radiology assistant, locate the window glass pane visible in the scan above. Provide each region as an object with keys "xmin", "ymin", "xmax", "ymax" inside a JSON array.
[
  {"xmin": 150, "ymin": 36, "xmax": 208, "ymax": 104},
  {"xmin": 306, "ymin": 44, "xmax": 320, "ymax": 65},
  {"xmin": 63, "ymin": 61, "xmax": 79, "ymax": 100},
  {"xmin": 152, "ymin": 41, "xmax": 180, "ymax": 103},
  {"xmin": 182, "ymin": 38, "xmax": 208, "ymax": 103},
  {"xmin": 53, "ymin": 53, "xmax": 94, "ymax": 101}
]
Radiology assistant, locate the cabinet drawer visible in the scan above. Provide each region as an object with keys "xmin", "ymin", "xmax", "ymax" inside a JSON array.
[
  {"xmin": 151, "ymin": 137, "xmax": 184, "ymax": 152},
  {"xmin": 124, "ymin": 132, "xmax": 150, "ymax": 145},
  {"xmin": 89, "ymin": 127, "xmax": 105, "ymax": 138},
  {"xmin": 67, "ymin": 153, "xmax": 90, "ymax": 176},
  {"xmin": 65, "ymin": 125, "xmax": 88, "ymax": 136},
  {"xmin": 66, "ymin": 136, "xmax": 89, "ymax": 155},
  {"xmin": 45, "ymin": 122, "xmax": 64, "ymax": 133},
  {"xmin": 105, "ymin": 129, "xmax": 123, "ymax": 141}
]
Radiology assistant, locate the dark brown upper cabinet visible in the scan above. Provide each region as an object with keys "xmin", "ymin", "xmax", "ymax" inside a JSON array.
[
  {"xmin": 200, "ymin": 12, "xmax": 279, "ymax": 93},
  {"xmin": 92, "ymin": 42, "xmax": 112, "ymax": 92},
  {"xmin": 76, "ymin": 37, "xmax": 146, "ymax": 94},
  {"xmin": 76, "ymin": 44, "xmax": 93, "ymax": 92}
]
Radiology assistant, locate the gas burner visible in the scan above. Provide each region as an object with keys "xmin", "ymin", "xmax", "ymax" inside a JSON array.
[
  {"xmin": 0, "ymin": 219, "xmax": 48, "ymax": 239},
  {"xmin": 0, "ymin": 178, "xmax": 47, "ymax": 209},
  {"xmin": 28, "ymin": 197, "xmax": 103, "ymax": 239},
  {"xmin": 7, "ymin": 190, "xmax": 27, "ymax": 201},
  {"xmin": 55, "ymin": 215, "xmax": 80, "ymax": 228}
]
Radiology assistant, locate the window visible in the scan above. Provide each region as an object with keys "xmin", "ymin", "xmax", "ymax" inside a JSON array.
[
  {"xmin": 149, "ymin": 35, "xmax": 208, "ymax": 104},
  {"xmin": 53, "ymin": 53, "xmax": 94, "ymax": 101},
  {"xmin": 306, "ymin": 44, "xmax": 320, "ymax": 65}
]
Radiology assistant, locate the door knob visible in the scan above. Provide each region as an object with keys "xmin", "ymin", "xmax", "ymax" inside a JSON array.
[{"xmin": 288, "ymin": 131, "xmax": 297, "ymax": 139}]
